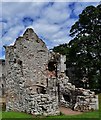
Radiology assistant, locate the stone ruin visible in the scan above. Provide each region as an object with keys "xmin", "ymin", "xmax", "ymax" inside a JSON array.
[{"xmin": 1, "ymin": 28, "xmax": 99, "ymax": 115}]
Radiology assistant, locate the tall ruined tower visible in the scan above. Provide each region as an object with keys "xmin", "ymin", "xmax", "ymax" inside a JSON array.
[{"xmin": 4, "ymin": 28, "xmax": 59, "ymax": 115}]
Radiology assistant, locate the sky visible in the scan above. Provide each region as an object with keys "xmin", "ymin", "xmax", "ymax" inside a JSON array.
[{"xmin": 0, "ymin": 1, "xmax": 100, "ymax": 59}]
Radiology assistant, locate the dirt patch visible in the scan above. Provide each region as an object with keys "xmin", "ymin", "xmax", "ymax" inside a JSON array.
[{"xmin": 59, "ymin": 106, "xmax": 83, "ymax": 115}]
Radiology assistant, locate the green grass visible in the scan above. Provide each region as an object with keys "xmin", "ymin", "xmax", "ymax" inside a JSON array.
[
  {"xmin": 0, "ymin": 111, "xmax": 34, "ymax": 118},
  {"xmin": 2, "ymin": 111, "xmax": 33, "ymax": 118},
  {"xmin": 0, "ymin": 93, "xmax": 101, "ymax": 119},
  {"xmin": 0, "ymin": 111, "xmax": 99, "ymax": 120}
]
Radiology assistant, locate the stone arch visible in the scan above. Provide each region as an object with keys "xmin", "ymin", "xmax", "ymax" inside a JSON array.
[{"xmin": 63, "ymin": 94, "xmax": 71, "ymax": 102}]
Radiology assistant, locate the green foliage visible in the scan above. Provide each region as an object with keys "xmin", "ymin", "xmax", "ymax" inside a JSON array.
[
  {"xmin": 53, "ymin": 43, "xmax": 69, "ymax": 55},
  {"xmin": 69, "ymin": 4, "xmax": 101, "ymax": 90},
  {"xmin": 53, "ymin": 4, "xmax": 101, "ymax": 91}
]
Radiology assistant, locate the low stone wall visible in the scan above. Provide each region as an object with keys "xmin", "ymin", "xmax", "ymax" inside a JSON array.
[
  {"xmin": 6, "ymin": 93, "xmax": 59, "ymax": 116},
  {"xmin": 59, "ymin": 75, "xmax": 99, "ymax": 112},
  {"xmin": 0, "ymin": 78, "xmax": 2, "ymax": 97},
  {"xmin": 26, "ymin": 94, "xmax": 59, "ymax": 115},
  {"xmin": 74, "ymin": 94, "xmax": 99, "ymax": 111}
]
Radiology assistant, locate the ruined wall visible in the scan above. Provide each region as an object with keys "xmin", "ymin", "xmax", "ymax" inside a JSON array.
[
  {"xmin": 0, "ymin": 60, "xmax": 5, "ymax": 97},
  {"xmin": 4, "ymin": 28, "xmax": 98, "ymax": 115},
  {"xmin": 0, "ymin": 61, "xmax": 2, "ymax": 97},
  {"xmin": 59, "ymin": 55, "xmax": 66, "ymax": 73},
  {"xmin": 51, "ymin": 54, "xmax": 99, "ymax": 112},
  {"xmin": 59, "ymin": 74, "xmax": 99, "ymax": 111},
  {"xmin": 0, "ymin": 61, "xmax": 2, "ymax": 78},
  {"xmin": 5, "ymin": 28, "xmax": 59, "ymax": 115}
]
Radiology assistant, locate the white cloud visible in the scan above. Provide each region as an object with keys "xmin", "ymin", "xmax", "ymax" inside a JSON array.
[
  {"xmin": 2, "ymin": 2, "xmax": 43, "ymax": 19},
  {"xmin": 2, "ymin": 24, "xmax": 25, "ymax": 45},
  {"xmin": 0, "ymin": 22, "xmax": 2, "ymax": 38},
  {"xmin": 1, "ymin": 0, "xmax": 101, "ymax": 2},
  {"xmin": 42, "ymin": 3, "xmax": 71, "ymax": 24},
  {"xmin": 1, "ymin": 2, "xmax": 99, "ymax": 58},
  {"xmin": 33, "ymin": 22, "xmax": 60, "ymax": 37}
]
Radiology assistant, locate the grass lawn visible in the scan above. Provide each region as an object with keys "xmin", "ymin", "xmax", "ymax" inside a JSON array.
[
  {"xmin": 1, "ymin": 111, "xmax": 34, "ymax": 119},
  {"xmin": 0, "ymin": 93, "xmax": 101, "ymax": 119}
]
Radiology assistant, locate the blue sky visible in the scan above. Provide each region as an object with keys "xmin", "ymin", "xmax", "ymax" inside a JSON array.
[{"xmin": 0, "ymin": 1, "xmax": 100, "ymax": 59}]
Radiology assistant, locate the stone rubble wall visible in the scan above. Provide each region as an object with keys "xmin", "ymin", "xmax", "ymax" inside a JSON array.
[
  {"xmin": 59, "ymin": 74, "xmax": 99, "ymax": 111},
  {"xmin": 0, "ymin": 77, "xmax": 2, "ymax": 97},
  {"xmin": 74, "ymin": 95, "xmax": 98, "ymax": 111},
  {"xmin": 6, "ymin": 93, "xmax": 59, "ymax": 116},
  {"xmin": 5, "ymin": 28, "xmax": 59, "ymax": 115},
  {"xmin": 0, "ymin": 60, "xmax": 6, "ymax": 97},
  {"xmin": 3, "ymin": 28, "xmax": 99, "ymax": 115}
]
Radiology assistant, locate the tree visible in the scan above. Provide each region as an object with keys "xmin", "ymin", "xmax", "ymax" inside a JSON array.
[
  {"xmin": 69, "ymin": 4, "xmax": 101, "ymax": 91},
  {"xmin": 52, "ymin": 43, "xmax": 69, "ymax": 55}
]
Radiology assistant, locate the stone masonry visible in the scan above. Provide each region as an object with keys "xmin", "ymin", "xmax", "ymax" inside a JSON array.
[
  {"xmin": 4, "ymin": 28, "xmax": 59, "ymax": 115},
  {"xmin": 2, "ymin": 28, "xmax": 99, "ymax": 115},
  {"xmin": 0, "ymin": 59, "xmax": 5, "ymax": 97}
]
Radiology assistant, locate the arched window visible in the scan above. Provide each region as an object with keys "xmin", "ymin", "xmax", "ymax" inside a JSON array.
[
  {"xmin": 48, "ymin": 61, "xmax": 56, "ymax": 71},
  {"xmin": 63, "ymin": 94, "xmax": 71, "ymax": 102}
]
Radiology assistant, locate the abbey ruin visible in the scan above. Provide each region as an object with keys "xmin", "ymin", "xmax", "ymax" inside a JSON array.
[{"xmin": 0, "ymin": 28, "xmax": 99, "ymax": 115}]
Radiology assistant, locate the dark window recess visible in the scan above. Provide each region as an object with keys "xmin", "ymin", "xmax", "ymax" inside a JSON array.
[
  {"xmin": 2, "ymin": 60, "xmax": 5, "ymax": 65},
  {"xmin": 2, "ymin": 102, "xmax": 6, "ymax": 111},
  {"xmin": 46, "ymin": 78, "xmax": 48, "ymax": 87},
  {"xmin": 63, "ymin": 94, "xmax": 71, "ymax": 102},
  {"xmin": 24, "ymin": 46, "xmax": 27, "ymax": 48},
  {"xmin": 18, "ymin": 60, "xmax": 22, "ymax": 65},
  {"xmin": 14, "ymin": 59, "xmax": 16, "ymax": 63},
  {"xmin": 36, "ymin": 87, "xmax": 46, "ymax": 94},
  {"xmin": 41, "ymin": 106, "xmax": 47, "ymax": 111},
  {"xmin": 36, "ymin": 82, "xmax": 39, "ymax": 84},
  {"xmin": 41, "ymin": 87, "xmax": 46, "ymax": 94},
  {"xmin": 36, "ymin": 39, "xmax": 40, "ymax": 43},
  {"xmin": 19, "ymin": 81, "xmax": 22, "ymax": 84},
  {"xmin": 36, "ymin": 88, "xmax": 39, "ymax": 94},
  {"xmin": 48, "ymin": 61, "xmax": 56, "ymax": 71},
  {"xmin": 26, "ymin": 36, "xmax": 29, "ymax": 40},
  {"xmin": 2, "ymin": 84, "xmax": 4, "ymax": 95},
  {"xmin": 37, "ymin": 50, "xmax": 45, "ymax": 52}
]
